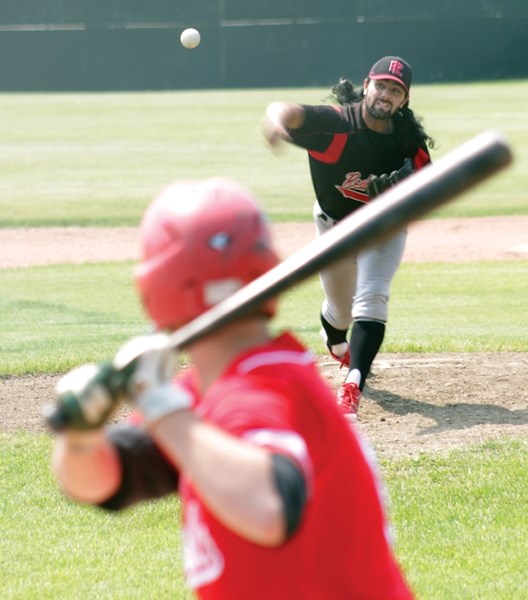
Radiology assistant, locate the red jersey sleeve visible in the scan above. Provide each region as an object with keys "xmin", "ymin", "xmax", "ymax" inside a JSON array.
[{"xmin": 198, "ymin": 374, "xmax": 314, "ymax": 488}]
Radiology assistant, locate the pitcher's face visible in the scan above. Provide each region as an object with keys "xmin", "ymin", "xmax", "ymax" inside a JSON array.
[{"xmin": 363, "ymin": 78, "xmax": 408, "ymax": 120}]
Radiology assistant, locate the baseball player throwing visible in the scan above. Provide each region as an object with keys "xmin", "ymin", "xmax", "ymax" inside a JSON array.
[
  {"xmin": 263, "ymin": 56, "xmax": 435, "ymax": 421},
  {"xmin": 50, "ymin": 178, "xmax": 415, "ymax": 599}
]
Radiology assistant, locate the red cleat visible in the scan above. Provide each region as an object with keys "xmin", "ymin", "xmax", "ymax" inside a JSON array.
[
  {"xmin": 320, "ymin": 328, "xmax": 350, "ymax": 369},
  {"xmin": 337, "ymin": 382, "xmax": 361, "ymax": 422},
  {"xmin": 328, "ymin": 346, "xmax": 350, "ymax": 370}
]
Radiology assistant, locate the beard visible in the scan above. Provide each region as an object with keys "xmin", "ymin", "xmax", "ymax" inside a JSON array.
[{"xmin": 365, "ymin": 101, "xmax": 393, "ymax": 121}]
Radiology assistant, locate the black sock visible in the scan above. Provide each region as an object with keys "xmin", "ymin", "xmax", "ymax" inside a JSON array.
[
  {"xmin": 349, "ymin": 320, "xmax": 385, "ymax": 390},
  {"xmin": 320, "ymin": 314, "xmax": 348, "ymax": 346}
]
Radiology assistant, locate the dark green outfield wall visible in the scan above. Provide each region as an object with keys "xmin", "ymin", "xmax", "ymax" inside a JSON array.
[{"xmin": 1, "ymin": 1, "xmax": 526, "ymax": 91}]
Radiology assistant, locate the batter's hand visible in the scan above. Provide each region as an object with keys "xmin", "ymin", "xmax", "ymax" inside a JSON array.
[
  {"xmin": 46, "ymin": 361, "xmax": 128, "ymax": 432},
  {"xmin": 114, "ymin": 333, "xmax": 192, "ymax": 424},
  {"xmin": 367, "ymin": 157, "xmax": 414, "ymax": 198}
]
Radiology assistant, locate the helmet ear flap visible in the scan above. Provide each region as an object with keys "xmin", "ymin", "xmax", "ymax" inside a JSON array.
[{"xmin": 135, "ymin": 178, "xmax": 279, "ymax": 330}]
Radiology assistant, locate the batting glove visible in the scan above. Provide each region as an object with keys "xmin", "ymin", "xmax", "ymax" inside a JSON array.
[
  {"xmin": 45, "ymin": 334, "xmax": 191, "ymax": 432},
  {"xmin": 46, "ymin": 361, "xmax": 130, "ymax": 432},
  {"xmin": 114, "ymin": 333, "xmax": 193, "ymax": 424},
  {"xmin": 367, "ymin": 157, "xmax": 414, "ymax": 198}
]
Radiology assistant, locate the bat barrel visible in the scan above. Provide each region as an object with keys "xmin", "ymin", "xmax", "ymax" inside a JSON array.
[{"xmin": 169, "ymin": 130, "xmax": 513, "ymax": 350}]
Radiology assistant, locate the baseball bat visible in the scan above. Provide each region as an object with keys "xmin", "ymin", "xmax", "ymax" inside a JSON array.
[
  {"xmin": 45, "ymin": 130, "xmax": 512, "ymax": 431},
  {"xmin": 169, "ymin": 130, "xmax": 512, "ymax": 350}
]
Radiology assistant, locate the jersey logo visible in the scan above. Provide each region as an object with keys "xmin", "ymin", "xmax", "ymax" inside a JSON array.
[
  {"xmin": 335, "ymin": 171, "xmax": 370, "ymax": 203},
  {"xmin": 389, "ymin": 60, "xmax": 404, "ymax": 78},
  {"xmin": 183, "ymin": 500, "xmax": 225, "ymax": 589}
]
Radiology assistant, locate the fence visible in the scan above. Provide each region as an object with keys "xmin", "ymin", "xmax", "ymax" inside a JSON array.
[{"xmin": 1, "ymin": 1, "xmax": 526, "ymax": 90}]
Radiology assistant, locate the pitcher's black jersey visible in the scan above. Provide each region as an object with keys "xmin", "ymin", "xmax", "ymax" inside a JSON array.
[{"xmin": 287, "ymin": 103, "xmax": 431, "ymax": 221}]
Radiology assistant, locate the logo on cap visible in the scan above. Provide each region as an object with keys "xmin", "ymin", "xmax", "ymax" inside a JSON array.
[{"xmin": 389, "ymin": 60, "xmax": 404, "ymax": 79}]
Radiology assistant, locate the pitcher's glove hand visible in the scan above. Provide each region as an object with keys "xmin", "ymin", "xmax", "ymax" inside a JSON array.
[{"xmin": 366, "ymin": 157, "xmax": 414, "ymax": 198}]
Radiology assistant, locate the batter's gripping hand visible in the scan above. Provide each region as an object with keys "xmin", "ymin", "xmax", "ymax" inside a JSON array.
[
  {"xmin": 367, "ymin": 157, "xmax": 414, "ymax": 198},
  {"xmin": 45, "ymin": 361, "xmax": 131, "ymax": 432},
  {"xmin": 114, "ymin": 333, "xmax": 192, "ymax": 424},
  {"xmin": 45, "ymin": 334, "xmax": 191, "ymax": 431}
]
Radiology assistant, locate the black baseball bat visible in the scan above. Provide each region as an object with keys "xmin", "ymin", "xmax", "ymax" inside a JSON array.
[{"xmin": 169, "ymin": 130, "xmax": 512, "ymax": 349}]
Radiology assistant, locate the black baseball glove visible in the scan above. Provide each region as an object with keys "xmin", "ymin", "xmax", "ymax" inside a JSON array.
[{"xmin": 366, "ymin": 157, "xmax": 414, "ymax": 198}]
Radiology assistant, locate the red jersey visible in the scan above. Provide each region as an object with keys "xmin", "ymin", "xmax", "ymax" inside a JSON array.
[{"xmin": 178, "ymin": 332, "xmax": 414, "ymax": 600}]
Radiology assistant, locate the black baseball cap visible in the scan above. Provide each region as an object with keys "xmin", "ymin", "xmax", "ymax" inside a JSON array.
[{"xmin": 369, "ymin": 56, "xmax": 412, "ymax": 94}]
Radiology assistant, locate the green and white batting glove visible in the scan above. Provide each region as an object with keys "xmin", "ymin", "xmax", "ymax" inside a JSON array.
[
  {"xmin": 46, "ymin": 360, "xmax": 129, "ymax": 432},
  {"xmin": 113, "ymin": 333, "xmax": 193, "ymax": 424},
  {"xmin": 45, "ymin": 334, "xmax": 192, "ymax": 432}
]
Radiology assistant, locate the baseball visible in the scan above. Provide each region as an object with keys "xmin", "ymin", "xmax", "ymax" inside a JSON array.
[{"xmin": 180, "ymin": 28, "xmax": 200, "ymax": 49}]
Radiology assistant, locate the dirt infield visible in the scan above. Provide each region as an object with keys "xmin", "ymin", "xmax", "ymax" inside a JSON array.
[
  {"xmin": 1, "ymin": 216, "xmax": 527, "ymax": 459},
  {"xmin": 2, "ymin": 216, "xmax": 528, "ymax": 267}
]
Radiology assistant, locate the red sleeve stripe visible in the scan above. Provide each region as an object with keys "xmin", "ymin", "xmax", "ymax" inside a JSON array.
[
  {"xmin": 413, "ymin": 147, "xmax": 431, "ymax": 170},
  {"xmin": 308, "ymin": 133, "xmax": 348, "ymax": 164}
]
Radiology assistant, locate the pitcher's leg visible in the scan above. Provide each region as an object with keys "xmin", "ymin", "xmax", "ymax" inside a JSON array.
[
  {"xmin": 348, "ymin": 228, "xmax": 407, "ymax": 390},
  {"xmin": 313, "ymin": 204, "xmax": 357, "ymax": 361},
  {"xmin": 337, "ymin": 229, "xmax": 406, "ymax": 422}
]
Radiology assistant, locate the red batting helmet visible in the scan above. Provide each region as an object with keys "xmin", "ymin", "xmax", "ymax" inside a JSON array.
[{"xmin": 134, "ymin": 178, "xmax": 280, "ymax": 330}]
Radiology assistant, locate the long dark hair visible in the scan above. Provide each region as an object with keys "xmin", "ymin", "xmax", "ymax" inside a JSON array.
[{"xmin": 330, "ymin": 76, "xmax": 436, "ymax": 155}]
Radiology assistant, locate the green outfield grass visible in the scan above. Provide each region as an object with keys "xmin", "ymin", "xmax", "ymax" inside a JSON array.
[
  {"xmin": 1, "ymin": 433, "xmax": 190, "ymax": 600},
  {"xmin": 0, "ymin": 81, "xmax": 526, "ymax": 227},
  {"xmin": 0, "ymin": 262, "xmax": 147, "ymax": 375},
  {"xmin": 385, "ymin": 438, "xmax": 528, "ymax": 599},
  {"xmin": 0, "ymin": 259, "xmax": 526, "ymax": 375}
]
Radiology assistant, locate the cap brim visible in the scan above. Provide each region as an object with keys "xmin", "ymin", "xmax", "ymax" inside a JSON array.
[{"xmin": 369, "ymin": 74, "xmax": 410, "ymax": 94}]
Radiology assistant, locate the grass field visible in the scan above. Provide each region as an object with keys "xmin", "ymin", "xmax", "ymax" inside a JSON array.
[
  {"xmin": 1, "ymin": 83, "xmax": 527, "ymax": 599},
  {"xmin": 0, "ymin": 81, "xmax": 527, "ymax": 227},
  {"xmin": 1, "ymin": 260, "xmax": 527, "ymax": 375}
]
